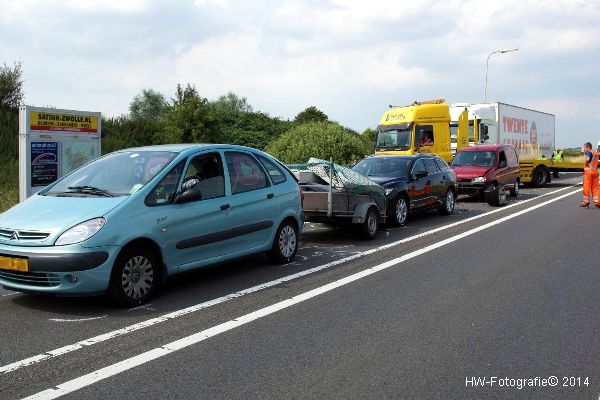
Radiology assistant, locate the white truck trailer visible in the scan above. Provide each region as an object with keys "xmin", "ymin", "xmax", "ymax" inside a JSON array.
[{"xmin": 450, "ymin": 102, "xmax": 579, "ymax": 186}]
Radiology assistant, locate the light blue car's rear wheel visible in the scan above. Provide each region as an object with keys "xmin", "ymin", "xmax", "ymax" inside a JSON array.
[
  {"xmin": 269, "ymin": 220, "xmax": 298, "ymax": 264},
  {"xmin": 109, "ymin": 246, "xmax": 159, "ymax": 307}
]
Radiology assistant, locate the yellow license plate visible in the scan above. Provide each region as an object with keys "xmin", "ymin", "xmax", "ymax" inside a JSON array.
[{"xmin": 0, "ymin": 256, "xmax": 29, "ymax": 272}]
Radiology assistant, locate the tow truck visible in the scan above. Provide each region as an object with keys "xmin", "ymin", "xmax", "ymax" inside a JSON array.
[{"xmin": 374, "ymin": 99, "xmax": 581, "ymax": 187}]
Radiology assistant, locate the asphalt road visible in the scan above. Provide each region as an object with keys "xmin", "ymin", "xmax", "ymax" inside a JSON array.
[{"xmin": 1, "ymin": 173, "xmax": 597, "ymax": 400}]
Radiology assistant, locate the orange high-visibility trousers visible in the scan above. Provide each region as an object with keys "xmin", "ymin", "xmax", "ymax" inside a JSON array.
[{"xmin": 582, "ymin": 169, "xmax": 599, "ymax": 205}]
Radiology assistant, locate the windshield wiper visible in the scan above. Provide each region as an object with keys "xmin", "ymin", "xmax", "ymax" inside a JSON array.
[{"xmin": 66, "ymin": 186, "xmax": 116, "ymax": 197}]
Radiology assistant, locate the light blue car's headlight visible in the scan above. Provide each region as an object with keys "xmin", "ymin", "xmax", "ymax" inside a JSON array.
[
  {"xmin": 55, "ymin": 218, "xmax": 106, "ymax": 246},
  {"xmin": 472, "ymin": 176, "xmax": 486, "ymax": 183}
]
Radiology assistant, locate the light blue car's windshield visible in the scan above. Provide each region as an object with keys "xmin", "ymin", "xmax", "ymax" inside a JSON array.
[{"xmin": 43, "ymin": 151, "xmax": 177, "ymax": 197}]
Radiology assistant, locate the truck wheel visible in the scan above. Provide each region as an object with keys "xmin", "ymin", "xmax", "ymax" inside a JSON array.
[
  {"xmin": 389, "ymin": 195, "xmax": 408, "ymax": 226},
  {"xmin": 268, "ymin": 220, "xmax": 298, "ymax": 264},
  {"xmin": 509, "ymin": 179, "xmax": 520, "ymax": 197},
  {"xmin": 109, "ymin": 246, "xmax": 159, "ymax": 307},
  {"xmin": 531, "ymin": 166, "xmax": 549, "ymax": 188},
  {"xmin": 359, "ymin": 207, "xmax": 379, "ymax": 240},
  {"xmin": 438, "ymin": 188, "xmax": 455, "ymax": 215}
]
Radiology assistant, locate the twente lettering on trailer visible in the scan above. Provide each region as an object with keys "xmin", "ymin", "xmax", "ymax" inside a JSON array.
[{"xmin": 502, "ymin": 116, "xmax": 529, "ymax": 135}]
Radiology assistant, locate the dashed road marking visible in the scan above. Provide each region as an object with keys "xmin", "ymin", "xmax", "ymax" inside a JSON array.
[{"xmin": 49, "ymin": 316, "xmax": 108, "ymax": 323}]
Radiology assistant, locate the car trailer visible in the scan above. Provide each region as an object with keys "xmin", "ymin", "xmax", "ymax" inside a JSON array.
[{"xmin": 289, "ymin": 158, "xmax": 387, "ymax": 240}]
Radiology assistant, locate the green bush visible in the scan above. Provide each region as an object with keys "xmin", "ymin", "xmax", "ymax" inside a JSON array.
[
  {"xmin": 0, "ymin": 107, "xmax": 19, "ymax": 211},
  {"xmin": 102, "ymin": 115, "xmax": 159, "ymax": 154},
  {"xmin": 265, "ymin": 122, "xmax": 371, "ymax": 165},
  {"xmin": 219, "ymin": 111, "xmax": 293, "ymax": 150}
]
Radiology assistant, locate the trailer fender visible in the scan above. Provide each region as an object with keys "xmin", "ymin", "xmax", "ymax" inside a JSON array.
[{"xmin": 352, "ymin": 202, "xmax": 379, "ymax": 224}]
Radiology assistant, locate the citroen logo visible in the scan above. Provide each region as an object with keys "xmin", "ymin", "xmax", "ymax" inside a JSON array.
[{"xmin": 9, "ymin": 231, "xmax": 19, "ymax": 240}]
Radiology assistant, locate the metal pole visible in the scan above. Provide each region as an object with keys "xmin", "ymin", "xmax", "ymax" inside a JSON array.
[
  {"xmin": 327, "ymin": 157, "xmax": 333, "ymax": 217},
  {"xmin": 484, "ymin": 48, "xmax": 518, "ymax": 103},
  {"xmin": 484, "ymin": 51, "xmax": 497, "ymax": 103}
]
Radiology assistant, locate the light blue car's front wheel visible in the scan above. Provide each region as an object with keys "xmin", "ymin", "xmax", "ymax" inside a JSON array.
[
  {"xmin": 268, "ymin": 220, "xmax": 298, "ymax": 264},
  {"xmin": 109, "ymin": 246, "xmax": 159, "ymax": 307}
]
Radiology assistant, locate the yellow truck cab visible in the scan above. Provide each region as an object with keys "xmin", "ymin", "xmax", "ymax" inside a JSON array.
[{"xmin": 375, "ymin": 99, "xmax": 469, "ymax": 163}]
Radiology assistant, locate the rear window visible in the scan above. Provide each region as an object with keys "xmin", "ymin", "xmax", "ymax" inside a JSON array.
[
  {"xmin": 256, "ymin": 154, "xmax": 287, "ymax": 185},
  {"xmin": 434, "ymin": 157, "xmax": 451, "ymax": 171},
  {"xmin": 225, "ymin": 152, "xmax": 269, "ymax": 194},
  {"xmin": 424, "ymin": 158, "xmax": 439, "ymax": 173},
  {"xmin": 506, "ymin": 147, "xmax": 519, "ymax": 166}
]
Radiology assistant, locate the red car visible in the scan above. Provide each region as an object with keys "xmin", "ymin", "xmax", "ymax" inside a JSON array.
[{"xmin": 450, "ymin": 144, "xmax": 520, "ymax": 199}]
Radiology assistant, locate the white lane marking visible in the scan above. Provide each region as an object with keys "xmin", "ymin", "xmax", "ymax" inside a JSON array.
[
  {"xmin": 1, "ymin": 292, "xmax": 18, "ymax": 297},
  {"xmin": 49, "ymin": 316, "xmax": 108, "ymax": 323},
  {"xmin": 128, "ymin": 304, "xmax": 155, "ymax": 312},
  {"xmin": 22, "ymin": 188, "xmax": 581, "ymax": 400},
  {"xmin": 0, "ymin": 184, "xmax": 580, "ymax": 375}
]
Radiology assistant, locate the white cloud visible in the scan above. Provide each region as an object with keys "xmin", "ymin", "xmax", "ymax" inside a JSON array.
[
  {"xmin": 523, "ymin": 27, "xmax": 600, "ymax": 52},
  {"xmin": 522, "ymin": 97, "xmax": 600, "ymax": 120},
  {"xmin": 2, "ymin": 0, "xmax": 147, "ymax": 15},
  {"xmin": 63, "ymin": 0, "xmax": 147, "ymax": 12},
  {"xmin": 174, "ymin": 33, "xmax": 429, "ymax": 119},
  {"xmin": 1, "ymin": 0, "xmax": 599, "ymax": 145}
]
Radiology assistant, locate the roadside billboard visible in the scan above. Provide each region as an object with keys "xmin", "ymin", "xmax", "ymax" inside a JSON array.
[{"xmin": 18, "ymin": 106, "xmax": 101, "ymax": 201}]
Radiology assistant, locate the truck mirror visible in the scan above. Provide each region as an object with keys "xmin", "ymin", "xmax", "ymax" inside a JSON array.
[{"xmin": 480, "ymin": 125, "xmax": 489, "ymax": 142}]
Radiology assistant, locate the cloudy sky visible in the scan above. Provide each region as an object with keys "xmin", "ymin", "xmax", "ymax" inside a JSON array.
[{"xmin": 2, "ymin": 0, "xmax": 599, "ymax": 147}]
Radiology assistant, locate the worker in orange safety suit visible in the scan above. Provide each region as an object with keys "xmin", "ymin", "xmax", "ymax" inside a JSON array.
[{"xmin": 581, "ymin": 142, "xmax": 599, "ymax": 208}]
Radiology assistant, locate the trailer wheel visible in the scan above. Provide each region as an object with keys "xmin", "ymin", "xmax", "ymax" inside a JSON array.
[
  {"xmin": 359, "ymin": 207, "xmax": 379, "ymax": 240},
  {"xmin": 531, "ymin": 166, "xmax": 549, "ymax": 188}
]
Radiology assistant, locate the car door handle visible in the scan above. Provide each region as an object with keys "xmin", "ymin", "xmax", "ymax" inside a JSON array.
[
  {"xmin": 220, "ymin": 203, "xmax": 230, "ymax": 210},
  {"xmin": 267, "ymin": 193, "xmax": 274, "ymax": 199}
]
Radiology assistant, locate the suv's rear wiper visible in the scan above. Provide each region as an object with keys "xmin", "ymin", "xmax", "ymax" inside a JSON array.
[{"xmin": 67, "ymin": 186, "xmax": 116, "ymax": 197}]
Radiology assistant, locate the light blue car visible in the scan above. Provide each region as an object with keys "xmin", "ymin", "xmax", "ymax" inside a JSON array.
[{"xmin": 0, "ymin": 144, "xmax": 303, "ymax": 306}]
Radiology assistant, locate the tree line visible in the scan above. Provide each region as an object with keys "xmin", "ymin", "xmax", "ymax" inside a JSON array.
[
  {"xmin": 104, "ymin": 84, "xmax": 375, "ymax": 163},
  {"xmin": 1, "ymin": 61, "xmax": 376, "ymax": 190}
]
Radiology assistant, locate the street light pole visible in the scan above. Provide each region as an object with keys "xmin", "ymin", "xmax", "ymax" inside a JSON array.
[{"xmin": 484, "ymin": 48, "xmax": 518, "ymax": 103}]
